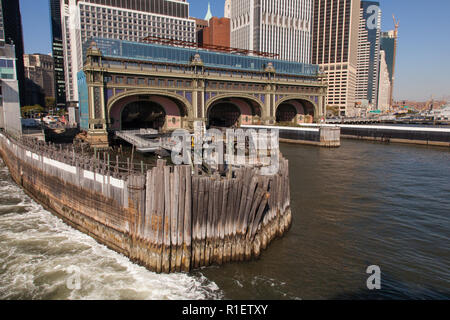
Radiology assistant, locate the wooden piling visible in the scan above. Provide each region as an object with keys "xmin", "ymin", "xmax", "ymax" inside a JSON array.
[
  {"xmin": 182, "ymin": 165, "xmax": 192, "ymax": 272},
  {"xmin": 0, "ymin": 133, "xmax": 294, "ymax": 275},
  {"xmin": 170, "ymin": 166, "xmax": 179, "ymax": 272},
  {"xmin": 176, "ymin": 164, "xmax": 185, "ymax": 272},
  {"xmin": 162, "ymin": 166, "xmax": 171, "ymax": 273}
]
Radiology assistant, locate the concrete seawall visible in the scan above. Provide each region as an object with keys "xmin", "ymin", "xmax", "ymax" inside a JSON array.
[
  {"xmin": 300, "ymin": 124, "xmax": 450, "ymax": 147},
  {"xmin": 0, "ymin": 132, "xmax": 291, "ymax": 273}
]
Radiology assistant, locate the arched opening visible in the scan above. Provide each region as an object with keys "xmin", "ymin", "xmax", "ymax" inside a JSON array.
[
  {"xmin": 208, "ymin": 103, "xmax": 241, "ymax": 128},
  {"xmin": 121, "ymin": 101, "xmax": 165, "ymax": 130},
  {"xmin": 276, "ymin": 104, "xmax": 297, "ymax": 123},
  {"xmin": 109, "ymin": 93, "xmax": 188, "ymax": 131},
  {"xmin": 207, "ymin": 96, "xmax": 262, "ymax": 128},
  {"xmin": 276, "ymin": 99, "xmax": 316, "ymax": 124}
]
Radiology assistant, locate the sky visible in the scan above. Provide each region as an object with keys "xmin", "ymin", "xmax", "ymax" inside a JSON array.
[{"xmin": 19, "ymin": 0, "xmax": 450, "ymax": 101}]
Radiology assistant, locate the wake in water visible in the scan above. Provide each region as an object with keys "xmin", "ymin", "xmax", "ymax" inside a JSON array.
[{"xmin": 0, "ymin": 161, "xmax": 223, "ymax": 300}]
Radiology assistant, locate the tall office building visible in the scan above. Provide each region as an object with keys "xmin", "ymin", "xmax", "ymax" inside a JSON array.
[
  {"xmin": 312, "ymin": 0, "xmax": 361, "ymax": 116},
  {"xmin": 50, "ymin": 0, "xmax": 67, "ymax": 108},
  {"xmin": 229, "ymin": 0, "xmax": 313, "ymax": 63},
  {"xmin": 377, "ymin": 50, "xmax": 390, "ymax": 112},
  {"xmin": 356, "ymin": 1, "xmax": 381, "ymax": 108},
  {"xmin": 380, "ymin": 31, "xmax": 395, "ymax": 83},
  {"xmin": 0, "ymin": 2, "xmax": 4, "ymax": 46},
  {"xmin": 0, "ymin": 0, "xmax": 22, "ymax": 137},
  {"xmin": 380, "ymin": 29, "xmax": 398, "ymax": 107},
  {"xmin": 24, "ymin": 54, "xmax": 55, "ymax": 107},
  {"xmin": 1, "ymin": 0, "xmax": 25, "ymax": 107},
  {"xmin": 60, "ymin": 0, "xmax": 196, "ymax": 104},
  {"xmin": 197, "ymin": 17, "xmax": 231, "ymax": 48},
  {"xmin": 224, "ymin": 0, "xmax": 231, "ymax": 18}
]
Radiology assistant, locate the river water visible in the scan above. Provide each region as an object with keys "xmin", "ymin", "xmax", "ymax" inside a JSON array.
[{"xmin": 0, "ymin": 140, "xmax": 449, "ymax": 300}]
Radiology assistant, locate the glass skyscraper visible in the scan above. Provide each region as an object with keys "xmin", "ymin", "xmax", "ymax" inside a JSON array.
[
  {"xmin": 356, "ymin": 1, "xmax": 381, "ymax": 108},
  {"xmin": 380, "ymin": 31, "xmax": 395, "ymax": 84},
  {"xmin": 1, "ymin": 0, "xmax": 25, "ymax": 107},
  {"xmin": 0, "ymin": 0, "xmax": 22, "ymax": 137},
  {"xmin": 50, "ymin": 0, "xmax": 67, "ymax": 108}
]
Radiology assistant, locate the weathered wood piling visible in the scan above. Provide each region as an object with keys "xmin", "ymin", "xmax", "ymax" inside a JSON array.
[{"xmin": 0, "ymin": 132, "xmax": 292, "ymax": 273}]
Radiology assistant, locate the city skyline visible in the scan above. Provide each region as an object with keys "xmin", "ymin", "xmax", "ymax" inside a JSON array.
[{"xmin": 18, "ymin": 0, "xmax": 450, "ymax": 102}]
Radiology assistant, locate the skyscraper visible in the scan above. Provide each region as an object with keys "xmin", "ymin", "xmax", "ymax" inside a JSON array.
[
  {"xmin": 24, "ymin": 54, "xmax": 55, "ymax": 107},
  {"xmin": 312, "ymin": 0, "xmax": 361, "ymax": 116},
  {"xmin": 1, "ymin": 0, "xmax": 25, "ymax": 107},
  {"xmin": 199, "ymin": 17, "xmax": 231, "ymax": 48},
  {"xmin": 377, "ymin": 50, "xmax": 390, "ymax": 112},
  {"xmin": 50, "ymin": 0, "xmax": 67, "ymax": 108},
  {"xmin": 224, "ymin": 0, "xmax": 231, "ymax": 18},
  {"xmin": 356, "ymin": 1, "xmax": 381, "ymax": 108},
  {"xmin": 229, "ymin": 0, "xmax": 313, "ymax": 63},
  {"xmin": 0, "ymin": 3, "xmax": 4, "ymax": 46},
  {"xmin": 0, "ymin": 0, "xmax": 22, "ymax": 137},
  {"xmin": 381, "ymin": 27, "xmax": 398, "ymax": 107},
  {"xmin": 60, "ymin": 0, "xmax": 197, "ymax": 105}
]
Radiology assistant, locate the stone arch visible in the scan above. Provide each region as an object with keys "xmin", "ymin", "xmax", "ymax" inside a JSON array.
[
  {"xmin": 107, "ymin": 90, "xmax": 193, "ymax": 131},
  {"xmin": 275, "ymin": 96, "xmax": 319, "ymax": 124},
  {"xmin": 205, "ymin": 94, "xmax": 265, "ymax": 127},
  {"xmin": 107, "ymin": 89, "xmax": 193, "ymax": 118},
  {"xmin": 206, "ymin": 94, "xmax": 265, "ymax": 117}
]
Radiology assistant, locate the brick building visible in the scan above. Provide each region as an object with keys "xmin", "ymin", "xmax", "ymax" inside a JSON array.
[{"xmin": 198, "ymin": 17, "xmax": 230, "ymax": 47}]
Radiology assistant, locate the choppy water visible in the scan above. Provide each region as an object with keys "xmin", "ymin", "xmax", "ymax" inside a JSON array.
[
  {"xmin": 0, "ymin": 164, "xmax": 222, "ymax": 300},
  {"xmin": 1, "ymin": 140, "xmax": 449, "ymax": 299}
]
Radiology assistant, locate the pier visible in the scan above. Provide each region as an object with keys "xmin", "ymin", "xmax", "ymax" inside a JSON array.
[
  {"xmin": 243, "ymin": 125, "xmax": 341, "ymax": 147},
  {"xmin": 300, "ymin": 124, "xmax": 450, "ymax": 147},
  {"xmin": 77, "ymin": 40, "xmax": 327, "ymax": 149},
  {"xmin": 115, "ymin": 129, "xmax": 179, "ymax": 153},
  {"xmin": 0, "ymin": 131, "xmax": 291, "ymax": 273}
]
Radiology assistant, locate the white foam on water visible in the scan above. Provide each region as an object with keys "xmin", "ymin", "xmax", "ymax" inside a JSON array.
[{"xmin": 0, "ymin": 160, "xmax": 223, "ymax": 300}]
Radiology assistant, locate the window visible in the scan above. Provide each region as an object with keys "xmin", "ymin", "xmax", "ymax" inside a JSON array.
[{"xmin": 0, "ymin": 59, "xmax": 12, "ymax": 68}]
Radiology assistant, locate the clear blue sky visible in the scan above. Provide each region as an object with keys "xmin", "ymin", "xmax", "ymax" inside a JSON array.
[{"xmin": 19, "ymin": 0, "xmax": 450, "ymax": 101}]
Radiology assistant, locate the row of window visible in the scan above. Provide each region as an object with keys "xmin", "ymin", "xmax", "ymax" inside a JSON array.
[
  {"xmin": 81, "ymin": 18, "xmax": 193, "ymax": 32},
  {"xmin": 277, "ymin": 86, "xmax": 317, "ymax": 92},
  {"xmin": 0, "ymin": 73, "xmax": 14, "ymax": 80},
  {"xmin": 105, "ymin": 75, "xmax": 192, "ymax": 88},
  {"xmin": 82, "ymin": 26, "xmax": 192, "ymax": 39},
  {"xmin": 103, "ymin": 74, "xmax": 313, "ymax": 94},
  {"xmin": 0, "ymin": 59, "xmax": 14, "ymax": 68},
  {"xmin": 207, "ymin": 82, "xmax": 265, "ymax": 91},
  {"xmin": 79, "ymin": 6, "xmax": 194, "ymax": 27}
]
